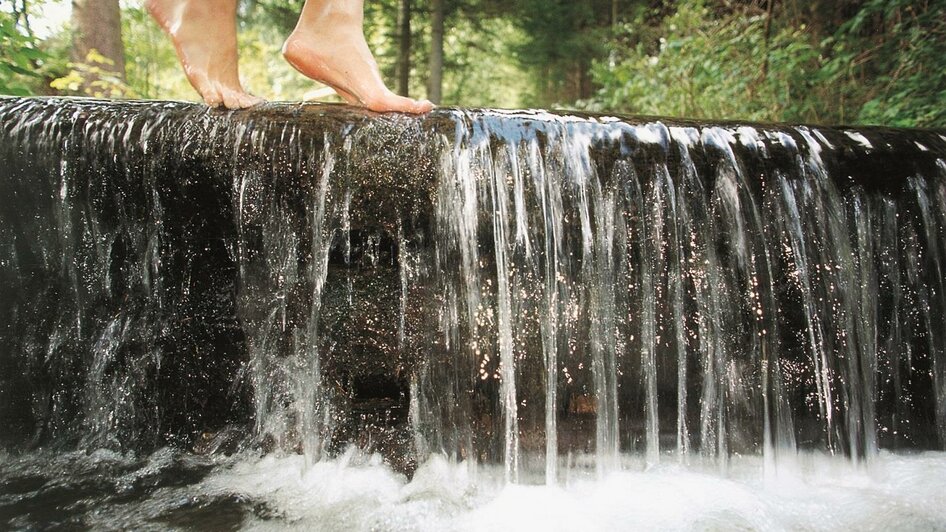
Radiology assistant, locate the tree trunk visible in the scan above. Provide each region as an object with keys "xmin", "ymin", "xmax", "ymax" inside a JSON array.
[
  {"xmin": 396, "ymin": 0, "xmax": 411, "ymax": 97},
  {"xmin": 427, "ymin": 0, "xmax": 444, "ymax": 104},
  {"xmin": 71, "ymin": 0, "xmax": 125, "ymax": 80}
]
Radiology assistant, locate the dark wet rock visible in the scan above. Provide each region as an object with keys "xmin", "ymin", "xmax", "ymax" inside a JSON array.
[{"xmin": 2, "ymin": 97, "xmax": 946, "ymax": 474}]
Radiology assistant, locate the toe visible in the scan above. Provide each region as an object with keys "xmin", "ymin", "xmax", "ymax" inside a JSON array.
[
  {"xmin": 365, "ymin": 92, "xmax": 434, "ymax": 114},
  {"xmin": 234, "ymin": 92, "xmax": 265, "ymax": 109},
  {"xmin": 218, "ymin": 85, "xmax": 241, "ymax": 109},
  {"xmin": 394, "ymin": 95, "xmax": 434, "ymax": 114},
  {"xmin": 201, "ymin": 87, "xmax": 223, "ymax": 107},
  {"xmin": 413, "ymin": 99, "xmax": 436, "ymax": 113},
  {"xmin": 227, "ymin": 90, "xmax": 265, "ymax": 109},
  {"xmin": 243, "ymin": 94, "xmax": 266, "ymax": 107},
  {"xmin": 204, "ymin": 95, "xmax": 223, "ymax": 107},
  {"xmin": 218, "ymin": 85, "xmax": 263, "ymax": 109},
  {"xmin": 189, "ymin": 73, "xmax": 223, "ymax": 107}
]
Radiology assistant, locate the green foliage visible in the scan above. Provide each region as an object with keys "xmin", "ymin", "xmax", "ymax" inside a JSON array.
[
  {"xmin": 122, "ymin": 5, "xmax": 191, "ymax": 100},
  {"xmin": 0, "ymin": 10, "xmax": 49, "ymax": 96},
  {"xmin": 364, "ymin": 0, "xmax": 531, "ymax": 107},
  {"xmin": 827, "ymin": 0, "xmax": 946, "ymax": 127},
  {"xmin": 236, "ymin": 21, "xmax": 327, "ymax": 102},
  {"xmin": 438, "ymin": 16, "xmax": 530, "ymax": 108},
  {"xmin": 240, "ymin": 0, "xmax": 302, "ymax": 35},
  {"xmin": 511, "ymin": 0, "xmax": 612, "ymax": 105},
  {"xmin": 51, "ymin": 49, "xmax": 135, "ymax": 98},
  {"xmin": 585, "ymin": 0, "xmax": 946, "ymax": 127},
  {"xmin": 585, "ymin": 3, "xmax": 821, "ymax": 121}
]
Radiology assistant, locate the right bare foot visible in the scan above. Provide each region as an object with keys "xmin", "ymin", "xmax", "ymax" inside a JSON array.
[
  {"xmin": 282, "ymin": 1, "xmax": 433, "ymax": 114},
  {"xmin": 146, "ymin": 0, "xmax": 263, "ymax": 109}
]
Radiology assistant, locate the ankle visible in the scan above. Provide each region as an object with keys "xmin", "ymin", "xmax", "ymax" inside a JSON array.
[
  {"xmin": 296, "ymin": 7, "xmax": 362, "ymax": 33},
  {"xmin": 283, "ymin": 9, "xmax": 360, "ymax": 55}
]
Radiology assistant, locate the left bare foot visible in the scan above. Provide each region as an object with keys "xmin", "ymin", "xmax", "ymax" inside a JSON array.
[{"xmin": 283, "ymin": 0, "xmax": 433, "ymax": 114}]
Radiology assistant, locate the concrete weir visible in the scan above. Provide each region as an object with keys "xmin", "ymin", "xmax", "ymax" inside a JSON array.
[{"xmin": 2, "ymin": 97, "xmax": 945, "ymax": 478}]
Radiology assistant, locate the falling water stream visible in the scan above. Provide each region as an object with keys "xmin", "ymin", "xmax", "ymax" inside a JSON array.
[{"xmin": 1, "ymin": 98, "xmax": 946, "ymax": 530}]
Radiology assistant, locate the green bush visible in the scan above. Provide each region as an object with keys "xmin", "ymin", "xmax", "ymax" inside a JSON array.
[
  {"xmin": 585, "ymin": 0, "xmax": 946, "ymax": 127},
  {"xmin": 0, "ymin": 11, "xmax": 49, "ymax": 96},
  {"xmin": 830, "ymin": 0, "xmax": 946, "ymax": 127}
]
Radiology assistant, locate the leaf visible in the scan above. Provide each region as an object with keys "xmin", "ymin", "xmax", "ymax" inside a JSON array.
[{"xmin": 85, "ymin": 49, "xmax": 116, "ymax": 66}]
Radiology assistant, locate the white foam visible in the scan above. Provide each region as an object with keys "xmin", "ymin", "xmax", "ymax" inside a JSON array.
[
  {"xmin": 736, "ymin": 126, "xmax": 762, "ymax": 149},
  {"xmin": 844, "ymin": 131, "xmax": 874, "ymax": 149},
  {"xmin": 633, "ymin": 122, "xmax": 669, "ymax": 145},
  {"xmin": 669, "ymin": 126, "xmax": 699, "ymax": 147},
  {"xmin": 812, "ymin": 129, "xmax": 836, "ymax": 150},
  {"xmin": 6, "ymin": 448, "xmax": 945, "ymax": 530},
  {"xmin": 189, "ymin": 451, "xmax": 946, "ymax": 531}
]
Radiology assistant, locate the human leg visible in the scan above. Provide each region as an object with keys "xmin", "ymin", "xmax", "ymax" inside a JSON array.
[
  {"xmin": 282, "ymin": 0, "xmax": 433, "ymax": 113},
  {"xmin": 146, "ymin": 0, "xmax": 262, "ymax": 108}
]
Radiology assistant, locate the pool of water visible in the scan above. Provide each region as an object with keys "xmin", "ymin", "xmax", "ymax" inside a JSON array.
[{"xmin": 3, "ymin": 449, "xmax": 945, "ymax": 530}]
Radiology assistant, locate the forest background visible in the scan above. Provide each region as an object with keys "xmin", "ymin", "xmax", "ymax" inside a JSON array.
[{"xmin": 1, "ymin": 0, "xmax": 944, "ymax": 127}]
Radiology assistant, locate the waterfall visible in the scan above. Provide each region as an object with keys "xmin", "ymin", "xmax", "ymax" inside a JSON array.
[{"xmin": 2, "ymin": 98, "xmax": 945, "ymax": 486}]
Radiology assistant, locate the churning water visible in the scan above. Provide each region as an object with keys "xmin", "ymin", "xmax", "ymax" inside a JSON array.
[
  {"xmin": 3, "ymin": 449, "xmax": 946, "ymax": 530},
  {"xmin": 1, "ymin": 98, "xmax": 945, "ymax": 529}
]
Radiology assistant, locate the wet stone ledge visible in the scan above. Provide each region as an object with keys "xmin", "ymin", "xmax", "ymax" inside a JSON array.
[{"xmin": 1, "ymin": 97, "xmax": 945, "ymax": 474}]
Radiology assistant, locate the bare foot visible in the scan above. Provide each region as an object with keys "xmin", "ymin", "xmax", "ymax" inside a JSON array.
[
  {"xmin": 146, "ymin": 0, "xmax": 263, "ymax": 109},
  {"xmin": 282, "ymin": 1, "xmax": 433, "ymax": 114}
]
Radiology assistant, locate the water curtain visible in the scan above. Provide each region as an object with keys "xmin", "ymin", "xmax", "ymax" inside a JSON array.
[{"xmin": 1, "ymin": 98, "xmax": 944, "ymax": 483}]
